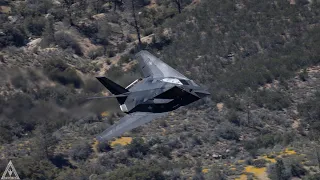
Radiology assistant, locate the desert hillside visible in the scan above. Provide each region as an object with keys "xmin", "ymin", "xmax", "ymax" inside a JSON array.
[{"xmin": 0, "ymin": 0, "xmax": 319, "ymax": 179}]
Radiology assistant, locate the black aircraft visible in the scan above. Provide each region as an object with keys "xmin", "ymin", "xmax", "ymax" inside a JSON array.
[{"xmin": 92, "ymin": 50, "xmax": 210, "ymax": 141}]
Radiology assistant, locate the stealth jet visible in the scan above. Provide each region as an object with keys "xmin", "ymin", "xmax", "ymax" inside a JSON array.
[{"xmin": 92, "ymin": 50, "xmax": 210, "ymax": 141}]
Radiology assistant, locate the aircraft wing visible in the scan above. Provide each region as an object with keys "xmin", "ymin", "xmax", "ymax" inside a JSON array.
[
  {"xmin": 86, "ymin": 94, "xmax": 128, "ymax": 100},
  {"xmin": 135, "ymin": 50, "xmax": 189, "ymax": 80},
  {"xmin": 96, "ymin": 112, "xmax": 167, "ymax": 141}
]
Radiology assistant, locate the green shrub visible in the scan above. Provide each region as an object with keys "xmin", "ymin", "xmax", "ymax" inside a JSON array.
[
  {"xmin": 107, "ymin": 49, "xmax": 117, "ymax": 57},
  {"xmin": 227, "ymin": 110, "xmax": 241, "ymax": 126},
  {"xmin": 268, "ymin": 159, "xmax": 290, "ymax": 180},
  {"xmin": 243, "ymin": 132, "xmax": 296, "ymax": 157},
  {"xmin": 79, "ymin": 21, "xmax": 98, "ymax": 38},
  {"xmin": 45, "ymin": 60, "xmax": 83, "ymax": 88},
  {"xmin": 216, "ymin": 122, "xmax": 240, "ymax": 141},
  {"xmin": 119, "ymin": 54, "xmax": 131, "ymax": 64},
  {"xmin": 107, "ymin": 12, "xmax": 120, "ymax": 23},
  {"xmin": 252, "ymin": 159, "xmax": 267, "ymax": 168},
  {"xmin": 84, "ymin": 79, "xmax": 103, "ymax": 93},
  {"xmin": 0, "ymin": 126, "xmax": 13, "ymax": 144},
  {"xmin": 298, "ymin": 92, "xmax": 320, "ymax": 137},
  {"xmin": 24, "ymin": 16, "xmax": 46, "ymax": 36},
  {"xmin": 52, "ymin": 68, "xmax": 83, "ymax": 88},
  {"xmin": 97, "ymin": 141, "xmax": 112, "ymax": 153},
  {"xmin": 191, "ymin": 135, "xmax": 203, "ymax": 146},
  {"xmin": 88, "ymin": 47, "xmax": 104, "ymax": 60},
  {"xmin": 290, "ymin": 161, "xmax": 307, "ymax": 178},
  {"xmin": 127, "ymin": 138, "xmax": 150, "ymax": 158},
  {"xmin": 253, "ymin": 90, "xmax": 291, "ymax": 111},
  {"xmin": 11, "ymin": 73, "xmax": 28, "ymax": 91},
  {"xmin": 117, "ymin": 42, "xmax": 127, "ymax": 52},
  {"xmin": 304, "ymin": 173, "xmax": 320, "ymax": 180},
  {"xmin": 268, "ymin": 159, "xmax": 307, "ymax": 180},
  {"xmin": 54, "ymin": 31, "xmax": 83, "ymax": 55},
  {"xmin": 106, "ymin": 65, "xmax": 123, "ymax": 79},
  {"xmin": 16, "ymin": 0, "xmax": 53, "ymax": 16},
  {"xmin": 0, "ymin": 93, "xmax": 43, "ymax": 143},
  {"xmin": 0, "ymin": 23, "xmax": 27, "ymax": 48},
  {"xmin": 298, "ymin": 68, "xmax": 308, "ymax": 81},
  {"xmin": 153, "ymin": 145, "xmax": 172, "ymax": 159},
  {"xmin": 70, "ymin": 142, "xmax": 92, "ymax": 161},
  {"xmin": 106, "ymin": 163, "xmax": 165, "ymax": 180},
  {"xmin": 15, "ymin": 157, "xmax": 58, "ymax": 180},
  {"xmin": 35, "ymin": 86, "xmax": 77, "ymax": 107},
  {"xmin": 94, "ymin": 20, "xmax": 111, "ymax": 46},
  {"xmin": 135, "ymin": 0, "xmax": 151, "ymax": 7},
  {"xmin": 148, "ymin": 137, "xmax": 162, "ymax": 146},
  {"xmin": 49, "ymin": 6, "xmax": 66, "ymax": 21},
  {"xmin": 143, "ymin": 27, "xmax": 153, "ymax": 36}
]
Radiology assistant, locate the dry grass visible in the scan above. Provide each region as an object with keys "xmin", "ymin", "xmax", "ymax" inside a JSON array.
[
  {"xmin": 78, "ymin": 38, "xmax": 101, "ymax": 57},
  {"xmin": 261, "ymin": 155, "xmax": 276, "ymax": 163},
  {"xmin": 244, "ymin": 166, "xmax": 268, "ymax": 179},
  {"xmin": 92, "ymin": 139, "xmax": 99, "ymax": 154},
  {"xmin": 110, "ymin": 137, "xmax": 132, "ymax": 147},
  {"xmin": 235, "ymin": 174, "xmax": 247, "ymax": 180},
  {"xmin": 0, "ymin": 6, "xmax": 11, "ymax": 14},
  {"xmin": 216, "ymin": 103, "xmax": 224, "ymax": 112},
  {"xmin": 230, "ymin": 167, "xmax": 237, "ymax": 171},
  {"xmin": 101, "ymin": 111, "xmax": 109, "ymax": 117},
  {"xmin": 235, "ymin": 148, "xmax": 299, "ymax": 180},
  {"xmin": 202, "ymin": 168, "xmax": 209, "ymax": 173},
  {"xmin": 282, "ymin": 148, "xmax": 297, "ymax": 156}
]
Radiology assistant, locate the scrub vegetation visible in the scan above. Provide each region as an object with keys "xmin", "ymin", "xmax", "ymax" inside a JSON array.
[{"xmin": 0, "ymin": 0, "xmax": 319, "ymax": 179}]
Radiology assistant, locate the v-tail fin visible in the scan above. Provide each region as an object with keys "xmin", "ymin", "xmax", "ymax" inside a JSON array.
[{"xmin": 96, "ymin": 77, "xmax": 129, "ymax": 104}]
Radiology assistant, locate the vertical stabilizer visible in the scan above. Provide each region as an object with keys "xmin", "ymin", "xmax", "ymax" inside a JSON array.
[{"xmin": 96, "ymin": 77, "xmax": 128, "ymax": 104}]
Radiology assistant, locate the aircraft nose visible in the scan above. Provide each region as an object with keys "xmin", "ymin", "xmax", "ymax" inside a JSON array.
[{"xmin": 194, "ymin": 89, "xmax": 211, "ymax": 98}]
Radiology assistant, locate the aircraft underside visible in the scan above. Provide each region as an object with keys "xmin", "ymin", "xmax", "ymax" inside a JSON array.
[{"xmin": 129, "ymin": 86, "xmax": 200, "ymax": 113}]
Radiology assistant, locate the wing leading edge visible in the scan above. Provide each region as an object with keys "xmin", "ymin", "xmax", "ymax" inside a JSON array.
[
  {"xmin": 135, "ymin": 50, "xmax": 189, "ymax": 80},
  {"xmin": 96, "ymin": 112, "xmax": 167, "ymax": 141}
]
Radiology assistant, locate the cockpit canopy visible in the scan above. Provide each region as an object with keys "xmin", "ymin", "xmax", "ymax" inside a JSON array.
[
  {"xmin": 160, "ymin": 78, "xmax": 183, "ymax": 85},
  {"xmin": 160, "ymin": 78, "xmax": 198, "ymax": 86}
]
